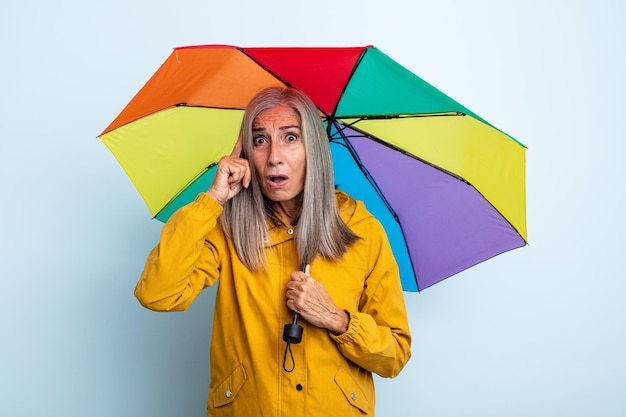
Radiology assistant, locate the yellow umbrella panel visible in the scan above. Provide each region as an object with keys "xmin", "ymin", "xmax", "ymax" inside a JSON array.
[{"xmin": 100, "ymin": 106, "xmax": 243, "ymax": 217}]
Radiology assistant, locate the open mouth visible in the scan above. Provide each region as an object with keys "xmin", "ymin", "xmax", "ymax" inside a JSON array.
[{"xmin": 267, "ymin": 175, "xmax": 288, "ymax": 188}]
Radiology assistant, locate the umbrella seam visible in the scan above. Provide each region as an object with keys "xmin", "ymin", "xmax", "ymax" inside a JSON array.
[{"xmin": 329, "ymin": 47, "xmax": 371, "ymax": 119}]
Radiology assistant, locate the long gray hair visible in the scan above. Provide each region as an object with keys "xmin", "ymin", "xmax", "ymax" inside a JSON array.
[{"xmin": 221, "ymin": 87, "xmax": 359, "ymax": 270}]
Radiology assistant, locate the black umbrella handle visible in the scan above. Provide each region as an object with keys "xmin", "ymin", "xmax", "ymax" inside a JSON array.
[{"xmin": 283, "ymin": 312, "xmax": 303, "ymax": 344}]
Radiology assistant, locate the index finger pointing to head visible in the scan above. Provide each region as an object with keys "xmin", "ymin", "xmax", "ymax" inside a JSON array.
[{"xmin": 231, "ymin": 136, "xmax": 244, "ymax": 158}]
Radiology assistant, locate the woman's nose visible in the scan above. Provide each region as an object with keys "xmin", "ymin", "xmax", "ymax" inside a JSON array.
[{"xmin": 268, "ymin": 141, "xmax": 283, "ymax": 165}]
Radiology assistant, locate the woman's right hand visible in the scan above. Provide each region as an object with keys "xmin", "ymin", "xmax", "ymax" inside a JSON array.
[{"xmin": 206, "ymin": 138, "xmax": 251, "ymax": 205}]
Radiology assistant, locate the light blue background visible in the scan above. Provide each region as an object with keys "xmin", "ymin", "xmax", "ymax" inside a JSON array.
[{"xmin": 1, "ymin": 1, "xmax": 624, "ymax": 416}]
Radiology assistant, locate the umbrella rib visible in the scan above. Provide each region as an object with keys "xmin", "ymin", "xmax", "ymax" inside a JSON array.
[
  {"xmin": 331, "ymin": 112, "xmax": 464, "ymax": 121},
  {"xmin": 153, "ymin": 163, "xmax": 217, "ymax": 220},
  {"xmin": 100, "ymin": 104, "xmax": 248, "ymax": 136},
  {"xmin": 175, "ymin": 103, "xmax": 247, "ymax": 111},
  {"xmin": 329, "ymin": 120, "xmax": 399, "ymax": 221},
  {"xmin": 329, "ymin": 47, "xmax": 370, "ymax": 118},
  {"xmin": 332, "ymin": 118, "xmax": 470, "ymax": 185},
  {"xmin": 238, "ymin": 48, "xmax": 291, "ymax": 88}
]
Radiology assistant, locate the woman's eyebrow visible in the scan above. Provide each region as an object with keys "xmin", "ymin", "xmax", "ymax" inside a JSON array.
[
  {"xmin": 279, "ymin": 124, "xmax": 300, "ymax": 131},
  {"xmin": 252, "ymin": 124, "xmax": 301, "ymax": 132}
]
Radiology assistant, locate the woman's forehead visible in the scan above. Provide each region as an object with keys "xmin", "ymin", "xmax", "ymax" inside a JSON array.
[{"xmin": 252, "ymin": 105, "xmax": 300, "ymax": 129}]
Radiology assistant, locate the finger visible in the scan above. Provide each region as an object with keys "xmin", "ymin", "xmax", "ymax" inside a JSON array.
[
  {"xmin": 241, "ymin": 163, "xmax": 251, "ymax": 189},
  {"xmin": 225, "ymin": 159, "xmax": 248, "ymax": 184},
  {"xmin": 290, "ymin": 270, "xmax": 304, "ymax": 283},
  {"xmin": 287, "ymin": 299, "xmax": 299, "ymax": 314},
  {"xmin": 228, "ymin": 137, "xmax": 251, "ymax": 188},
  {"xmin": 230, "ymin": 136, "xmax": 244, "ymax": 158},
  {"xmin": 227, "ymin": 165, "xmax": 244, "ymax": 187},
  {"xmin": 231, "ymin": 173, "xmax": 250, "ymax": 191}
]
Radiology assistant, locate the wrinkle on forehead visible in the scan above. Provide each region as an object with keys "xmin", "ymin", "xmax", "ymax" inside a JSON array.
[{"xmin": 252, "ymin": 105, "xmax": 300, "ymax": 132}]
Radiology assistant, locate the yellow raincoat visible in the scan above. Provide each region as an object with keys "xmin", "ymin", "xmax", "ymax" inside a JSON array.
[{"xmin": 135, "ymin": 190, "xmax": 411, "ymax": 416}]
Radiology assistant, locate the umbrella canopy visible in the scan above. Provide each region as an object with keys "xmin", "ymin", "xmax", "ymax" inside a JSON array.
[{"xmin": 99, "ymin": 44, "xmax": 527, "ymax": 292}]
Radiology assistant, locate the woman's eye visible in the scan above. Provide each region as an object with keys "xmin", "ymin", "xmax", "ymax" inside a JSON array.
[
  {"xmin": 286, "ymin": 134, "xmax": 297, "ymax": 142},
  {"xmin": 253, "ymin": 136, "xmax": 266, "ymax": 145}
]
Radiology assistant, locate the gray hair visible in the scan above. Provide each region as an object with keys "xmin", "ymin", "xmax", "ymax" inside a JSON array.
[{"xmin": 221, "ymin": 87, "xmax": 359, "ymax": 270}]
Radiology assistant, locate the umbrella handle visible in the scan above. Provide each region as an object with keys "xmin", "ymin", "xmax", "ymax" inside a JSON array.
[{"xmin": 282, "ymin": 313, "xmax": 303, "ymax": 344}]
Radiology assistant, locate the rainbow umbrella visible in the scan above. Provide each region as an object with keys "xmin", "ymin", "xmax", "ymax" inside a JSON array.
[{"xmin": 98, "ymin": 44, "xmax": 527, "ymax": 292}]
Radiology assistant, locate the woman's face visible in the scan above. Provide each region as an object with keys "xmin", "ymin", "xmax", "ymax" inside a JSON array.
[{"xmin": 251, "ymin": 104, "xmax": 307, "ymax": 211}]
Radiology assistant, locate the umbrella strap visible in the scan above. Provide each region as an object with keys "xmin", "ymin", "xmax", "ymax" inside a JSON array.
[{"xmin": 282, "ymin": 340, "xmax": 296, "ymax": 373}]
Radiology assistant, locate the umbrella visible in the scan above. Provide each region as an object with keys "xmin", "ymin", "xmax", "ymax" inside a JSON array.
[{"xmin": 98, "ymin": 44, "xmax": 527, "ymax": 292}]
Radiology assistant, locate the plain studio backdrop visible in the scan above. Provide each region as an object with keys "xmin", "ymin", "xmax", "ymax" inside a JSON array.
[{"xmin": 1, "ymin": 1, "xmax": 624, "ymax": 416}]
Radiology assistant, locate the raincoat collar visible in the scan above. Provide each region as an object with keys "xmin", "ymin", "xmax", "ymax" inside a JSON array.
[{"xmin": 263, "ymin": 190, "xmax": 364, "ymax": 248}]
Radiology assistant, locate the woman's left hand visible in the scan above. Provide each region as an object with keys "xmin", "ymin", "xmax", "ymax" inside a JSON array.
[{"xmin": 285, "ymin": 265, "xmax": 349, "ymax": 335}]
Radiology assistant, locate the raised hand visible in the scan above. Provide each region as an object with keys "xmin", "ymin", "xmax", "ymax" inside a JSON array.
[{"xmin": 206, "ymin": 138, "xmax": 252, "ymax": 205}]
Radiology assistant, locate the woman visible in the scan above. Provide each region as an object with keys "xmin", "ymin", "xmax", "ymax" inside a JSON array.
[{"xmin": 135, "ymin": 87, "xmax": 411, "ymax": 416}]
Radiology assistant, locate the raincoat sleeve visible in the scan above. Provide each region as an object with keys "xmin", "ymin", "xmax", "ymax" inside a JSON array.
[
  {"xmin": 330, "ymin": 218, "xmax": 412, "ymax": 378},
  {"xmin": 134, "ymin": 193, "xmax": 225, "ymax": 311}
]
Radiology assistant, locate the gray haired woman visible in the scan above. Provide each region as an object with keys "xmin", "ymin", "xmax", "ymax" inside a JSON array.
[{"xmin": 135, "ymin": 86, "xmax": 411, "ymax": 416}]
